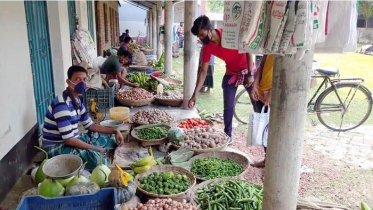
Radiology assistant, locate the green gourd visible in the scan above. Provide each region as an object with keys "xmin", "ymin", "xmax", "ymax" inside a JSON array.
[
  {"xmin": 66, "ymin": 162, "xmax": 89, "ymax": 191},
  {"xmin": 34, "ymin": 146, "xmax": 48, "ymax": 184},
  {"xmin": 38, "ymin": 178, "xmax": 65, "ymax": 198},
  {"xmin": 65, "ymin": 182, "xmax": 100, "ymax": 196},
  {"xmin": 56, "ymin": 176, "xmax": 75, "ymax": 187},
  {"xmin": 90, "ymin": 154, "xmax": 111, "ymax": 188}
]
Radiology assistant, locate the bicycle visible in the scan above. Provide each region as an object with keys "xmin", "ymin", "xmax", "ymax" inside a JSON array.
[{"xmin": 233, "ymin": 67, "xmax": 373, "ymax": 132}]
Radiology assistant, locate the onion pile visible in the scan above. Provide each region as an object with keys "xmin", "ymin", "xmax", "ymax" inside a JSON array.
[
  {"xmin": 117, "ymin": 88, "xmax": 153, "ymax": 100},
  {"xmin": 131, "ymin": 109, "xmax": 173, "ymax": 124},
  {"xmin": 156, "ymin": 90, "xmax": 183, "ymax": 100},
  {"xmin": 130, "ymin": 198, "xmax": 197, "ymax": 210}
]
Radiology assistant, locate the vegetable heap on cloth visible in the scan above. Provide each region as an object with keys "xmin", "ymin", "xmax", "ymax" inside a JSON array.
[{"xmin": 222, "ymin": 0, "xmax": 358, "ymax": 60}]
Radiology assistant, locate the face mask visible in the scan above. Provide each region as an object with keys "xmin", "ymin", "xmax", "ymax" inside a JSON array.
[
  {"xmin": 69, "ymin": 80, "xmax": 86, "ymax": 95},
  {"xmin": 201, "ymin": 31, "xmax": 211, "ymax": 45}
]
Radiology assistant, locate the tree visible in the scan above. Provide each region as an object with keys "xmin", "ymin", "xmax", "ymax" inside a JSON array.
[
  {"xmin": 206, "ymin": 0, "xmax": 224, "ymax": 13},
  {"xmin": 359, "ymin": 1, "xmax": 373, "ymax": 28}
]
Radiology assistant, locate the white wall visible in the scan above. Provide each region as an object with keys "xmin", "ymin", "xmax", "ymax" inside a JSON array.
[
  {"xmin": 76, "ymin": 1, "xmax": 89, "ymax": 31},
  {"xmin": 47, "ymin": 1, "xmax": 72, "ymax": 94},
  {"xmin": 0, "ymin": 2, "xmax": 37, "ymax": 160}
]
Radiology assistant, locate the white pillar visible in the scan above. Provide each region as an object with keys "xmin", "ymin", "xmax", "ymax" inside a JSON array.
[
  {"xmin": 152, "ymin": 6, "xmax": 157, "ymax": 54},
  {"xmin": 182, "ymin": 1, "xmax": 198, "ymax": 109},
  {"xmin": 164, "ymin": 1, "xmax": 173, "ymax": 75},
  {"xmin": 149, "ymin": 10, "xmax": 153, "ymax": 47},
  {"xmin": 262, "ymin": 51, "xmax": 314, "ymax": 210},
  {"xmin": 75, "ymin": 1, "xmax": 88, "ymax": 31},
  {"xmin": 146, "ymin": 11, "xmax": 150, "ymax": 45},
  {"xmin": 47, "ymin": 1, "xmax": 72, "ymax": 94},
  {"xmin": 156, "ymin": 1, "xmax": 163, "ymax": 60}
]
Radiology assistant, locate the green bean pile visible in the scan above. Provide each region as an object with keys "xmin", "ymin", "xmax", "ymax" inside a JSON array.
[
  {"xmin": 136, "ymin": 127, "xmax": 168, "ymax": 140},
  {"xmin": 191, "ymin": 158, "xmax": 243, "ymax": 179},
  {"xmin": 195, "ymin": 180, "xmax": 263, "ymax": 210}
]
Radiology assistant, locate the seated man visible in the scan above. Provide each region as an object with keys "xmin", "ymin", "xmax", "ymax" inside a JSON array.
[
  {"xmin": 120, "ymin": 36, "xmax": 133, "ymax": 53},
  {"xmin": 42, "ymin": 65, "xmax": 124, "ymax": 171}
]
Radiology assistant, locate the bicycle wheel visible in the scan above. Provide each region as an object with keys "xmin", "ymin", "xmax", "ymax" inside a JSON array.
[
  {"xmin": 315, "ymin": 83, "xmax": 372, "ymax": 131},
  {"xmin": 233, "ymin": 88, "xmax": 253, "ymax": 124}
]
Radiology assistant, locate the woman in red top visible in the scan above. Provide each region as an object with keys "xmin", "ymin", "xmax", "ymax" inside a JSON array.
[{"xmin": 189, "ymin": 15, "xmax": 257, "ymax": 144}]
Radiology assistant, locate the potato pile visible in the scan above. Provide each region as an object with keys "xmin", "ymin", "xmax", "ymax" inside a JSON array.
[
  {"xmin": 156, "ymin": 90, "xmax": 183, "ymax": 100},
  {"xmin": 177, "ymin": 126, "xmax": 229, "ymax": 149},
  {"xmin": 131, "ymin": 109, "xmax": 173, "ymax": 124},
  {"xmin": 116, "ymin": 88, "xmax": 153, "ymax": 100}
]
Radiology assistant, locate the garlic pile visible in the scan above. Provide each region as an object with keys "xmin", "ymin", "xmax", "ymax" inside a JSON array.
[
  {"xmin": 130, "ymin": 198, "xmax": 198, "ymax": 210},
  {"xmin": 156, "ymin": 90, "xmax": 183, "ymax": 100}
]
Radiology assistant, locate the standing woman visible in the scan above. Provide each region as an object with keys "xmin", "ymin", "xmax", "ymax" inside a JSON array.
[
  {"xmin": 189, "ymin": 15, "xmax": 257, "ymax": 144},
  {"xmin": 198, "ymin": 44, "xmax": 215, "ymax": 94}
]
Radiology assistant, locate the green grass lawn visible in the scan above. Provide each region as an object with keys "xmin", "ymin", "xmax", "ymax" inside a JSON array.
[{"xmin": 172, "ymin": 50, "xmax": 373, "ymax": 126}]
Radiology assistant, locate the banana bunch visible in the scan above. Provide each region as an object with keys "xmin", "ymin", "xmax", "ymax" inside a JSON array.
[{"xmin": 131, "ymin": 147, "xmax": 157, "ymax": 174}]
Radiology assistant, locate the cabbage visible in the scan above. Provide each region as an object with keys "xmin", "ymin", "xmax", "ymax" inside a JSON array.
[{"xmin": 168, "ymin": 127, "xmax": 185, "ymax": 144}]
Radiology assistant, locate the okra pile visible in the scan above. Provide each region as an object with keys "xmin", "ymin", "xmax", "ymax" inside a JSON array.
[
  {"xmin": 191, "ymin": 158, "xmax": 243, "ymax": 179},
  {"xmin": 136, "ymin": 126, "xmax": 168, "ymax": 140},
  {"xmin": 195, "ymin": 180, "xmax": 263, "ymax": 210}
]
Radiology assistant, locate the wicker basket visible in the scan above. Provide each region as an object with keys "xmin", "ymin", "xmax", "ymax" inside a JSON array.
[
  {"xmin": 129, "ymin": 65, "xmax": 152, "ymax": 71},
  {"xmin": 134, "ymin": 165, "xmax": 197, "ymax": 198},
  {"xmin": 172, "ymin": 138, "xmax": 229, "ymax": 155},
  {"xmin": 161, "ymin": 77, "xmax": 183, "ymax": 86},
  {"xmin": 187, "ymin": 151, "xmax": 249, "ymax": 181},
  {"xmin": 154, "ymin": 97, "xmax": 183, "ymax": 107},
  {"xmin": 172, "ymin": 118, "xmax": 214, "ymax": 128},
  {"xmin": 188, "ymin": 177, "xmax": 243, "ymax": 207},
  {"xmin": 131, "ymin": 124, "xmax": 171, "ymax": 146},
  {"xmin": 116, "ymin": 97, "xmax": 154, "ymax": 107}
]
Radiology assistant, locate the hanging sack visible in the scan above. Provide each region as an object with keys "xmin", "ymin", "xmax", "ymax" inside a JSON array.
[
  {"xmin": 247, "ymin": 106, "xmax": 270, "ymax": 147},
  {"xmin": 222, "ymin": 1, "xmax": 245, "ymax": 49}
]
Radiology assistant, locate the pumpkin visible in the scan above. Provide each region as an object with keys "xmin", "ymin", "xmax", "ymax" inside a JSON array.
[
  {"xmin": 65, "ymin": 182, "xmax": 100, "ymax": 196},
  {"xmin": 109, "ymin": 164, "xmax": 133, "ymax": 188},
  {"xmin": 117, "ymin": 181, "xmax": 136, "ymax": 203}
]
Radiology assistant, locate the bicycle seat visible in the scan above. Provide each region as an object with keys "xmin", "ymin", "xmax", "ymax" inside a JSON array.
[{"xmin": 315, "ymin": 67, "xmax": 339, "ymax": 76}]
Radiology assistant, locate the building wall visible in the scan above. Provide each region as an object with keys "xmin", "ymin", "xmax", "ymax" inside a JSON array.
[
  {"xmin": 95, "ymin": 1, "xmax": 120, "ymax": 56},
  {"xmin": 0, "ymin": 1, "xmax": 37, "ymax": 160},
  {"xmin": 357, "ymin": 28, "xmax": 373, "ymax": 44}
]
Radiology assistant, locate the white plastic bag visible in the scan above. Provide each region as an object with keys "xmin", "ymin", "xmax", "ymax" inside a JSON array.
[{"xmin": 247, "ymin": 106, "xmax": 270, "ymax": 147}]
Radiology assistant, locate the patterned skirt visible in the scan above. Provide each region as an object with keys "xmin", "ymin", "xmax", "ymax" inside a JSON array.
[
  {"xmin": 42, "ymin": 132, "xmax": 117, "ymax": 171},
  {"xmin": 197, "ymin": 64, "xmax": 214, "ymax": 88}
]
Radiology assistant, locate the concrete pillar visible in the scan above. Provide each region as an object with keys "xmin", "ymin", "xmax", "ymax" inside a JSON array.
[
  {"xmin": 75, "ymin": 1, "xmax": 88, "ymax": 30},
  {"xmin": 262, "ymin": 50, "xmax": 314, "ymax": 210},
  {"xmin": 164, "ymin": 1, "xmax": 173, "ymax": 75},
  {"xmin": 182, "ymin": 1, "xmax": 198, "ymax": 109},
  {"xmin": 47, "ymin": 1, "xmax": 72, "ymax": 94},
  {"xmin": 146, "ymin": 11, "xmax": 150, "ymax": 45},
  {"xmin": 149, "ymin": 10, "xmax": 153, "ymax": 47},
  {"xmin": 152, "ymin": 6, "xmax": 157, "ymax": 54},
  {"xmin": 156, "ymin": 1, "xmax": 163, "ymax": 60}
]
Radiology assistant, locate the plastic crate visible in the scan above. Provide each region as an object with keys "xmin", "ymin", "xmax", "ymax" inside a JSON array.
[
  {"xmin": 83, "ymin": 86, "xmax": 115, "ymax": 110},
  {"xmin": 17, "ymin": 188, "xmax": 117, "ymax": 210}
]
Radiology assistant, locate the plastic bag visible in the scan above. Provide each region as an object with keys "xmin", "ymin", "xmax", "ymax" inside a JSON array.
[{"xmin": 247, "ymin": 106, "xmax": 270, "ymax": 147}]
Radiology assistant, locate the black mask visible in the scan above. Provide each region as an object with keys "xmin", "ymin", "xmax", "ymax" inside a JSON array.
[{"xmin": 201, "ymin": 31, "xmax": 211, "ymax": 45}]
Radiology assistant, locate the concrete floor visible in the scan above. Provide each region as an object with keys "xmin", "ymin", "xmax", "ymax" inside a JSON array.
[{"xmin": 0, "ymin": 105, "xmax": 200, "ymax": 209}]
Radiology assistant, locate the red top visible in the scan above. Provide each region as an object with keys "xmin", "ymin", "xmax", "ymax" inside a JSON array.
[{"xmin": 202, "ymin": 29, "xmax": 248, "ymax": 75}]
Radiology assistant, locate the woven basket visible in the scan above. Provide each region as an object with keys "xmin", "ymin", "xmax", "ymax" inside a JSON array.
[
  {"xmin": 116, "ymin": 97, "xmax": 153, "ymax": 107},
  {"xmin": 172, "ymin": 138, "xmax": 229, "ymax": 155},
  {"xmin": 187, "ymin": 151, "xmax": 249, "ymax": 181},
  {"xmin": 188, "ymin": 177, "xmax": 243, "ymax": 207},
  {"xmin": 129, "ymin": 65, "xmax": 152, "ymax": 71},
  {"xmin": 161, "ymin": 77, "xmax": 183, "ymax": 86},
  {"xmin": 172, "ymin": 118, "xmax": 214, "ymax": 128},
  {"xmin": 154, "ymin": 97, "xmax": 183, "ymax": 107},
  {"xmin": 134, "ymin": 165, "xmax": 197, "ymax": 198},
  {"xmin": 131, "ymin": 124, "xmax": 170, "ymax": 146}
]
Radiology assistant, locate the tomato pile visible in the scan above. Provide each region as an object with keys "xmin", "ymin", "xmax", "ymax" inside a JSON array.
[{"xmin": 177, "ymin": 118, "xmax": 209, "ymax": 129}]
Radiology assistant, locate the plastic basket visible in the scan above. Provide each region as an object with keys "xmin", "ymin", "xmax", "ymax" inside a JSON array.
[
  {"xmin": 128, "ymin": 68, "xmax": 153, "ymax": 75},
  {"xmin": 17, "ymin": 188, "xmax": 117, "ymax": 210},
  {"xmin": 83, "ymin": 86, "xmax": 115, "ymax": 109}
]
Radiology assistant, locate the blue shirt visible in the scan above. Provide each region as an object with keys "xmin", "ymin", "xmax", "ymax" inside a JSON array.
[{"xmin": 42, "ymin": 90, "xmax": 93, "ymax": 145}]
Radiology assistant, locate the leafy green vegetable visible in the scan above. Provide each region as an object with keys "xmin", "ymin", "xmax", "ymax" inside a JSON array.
[{"xmin": 168, "ymin": 127, "xmax": 185, "ymax": 143}]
